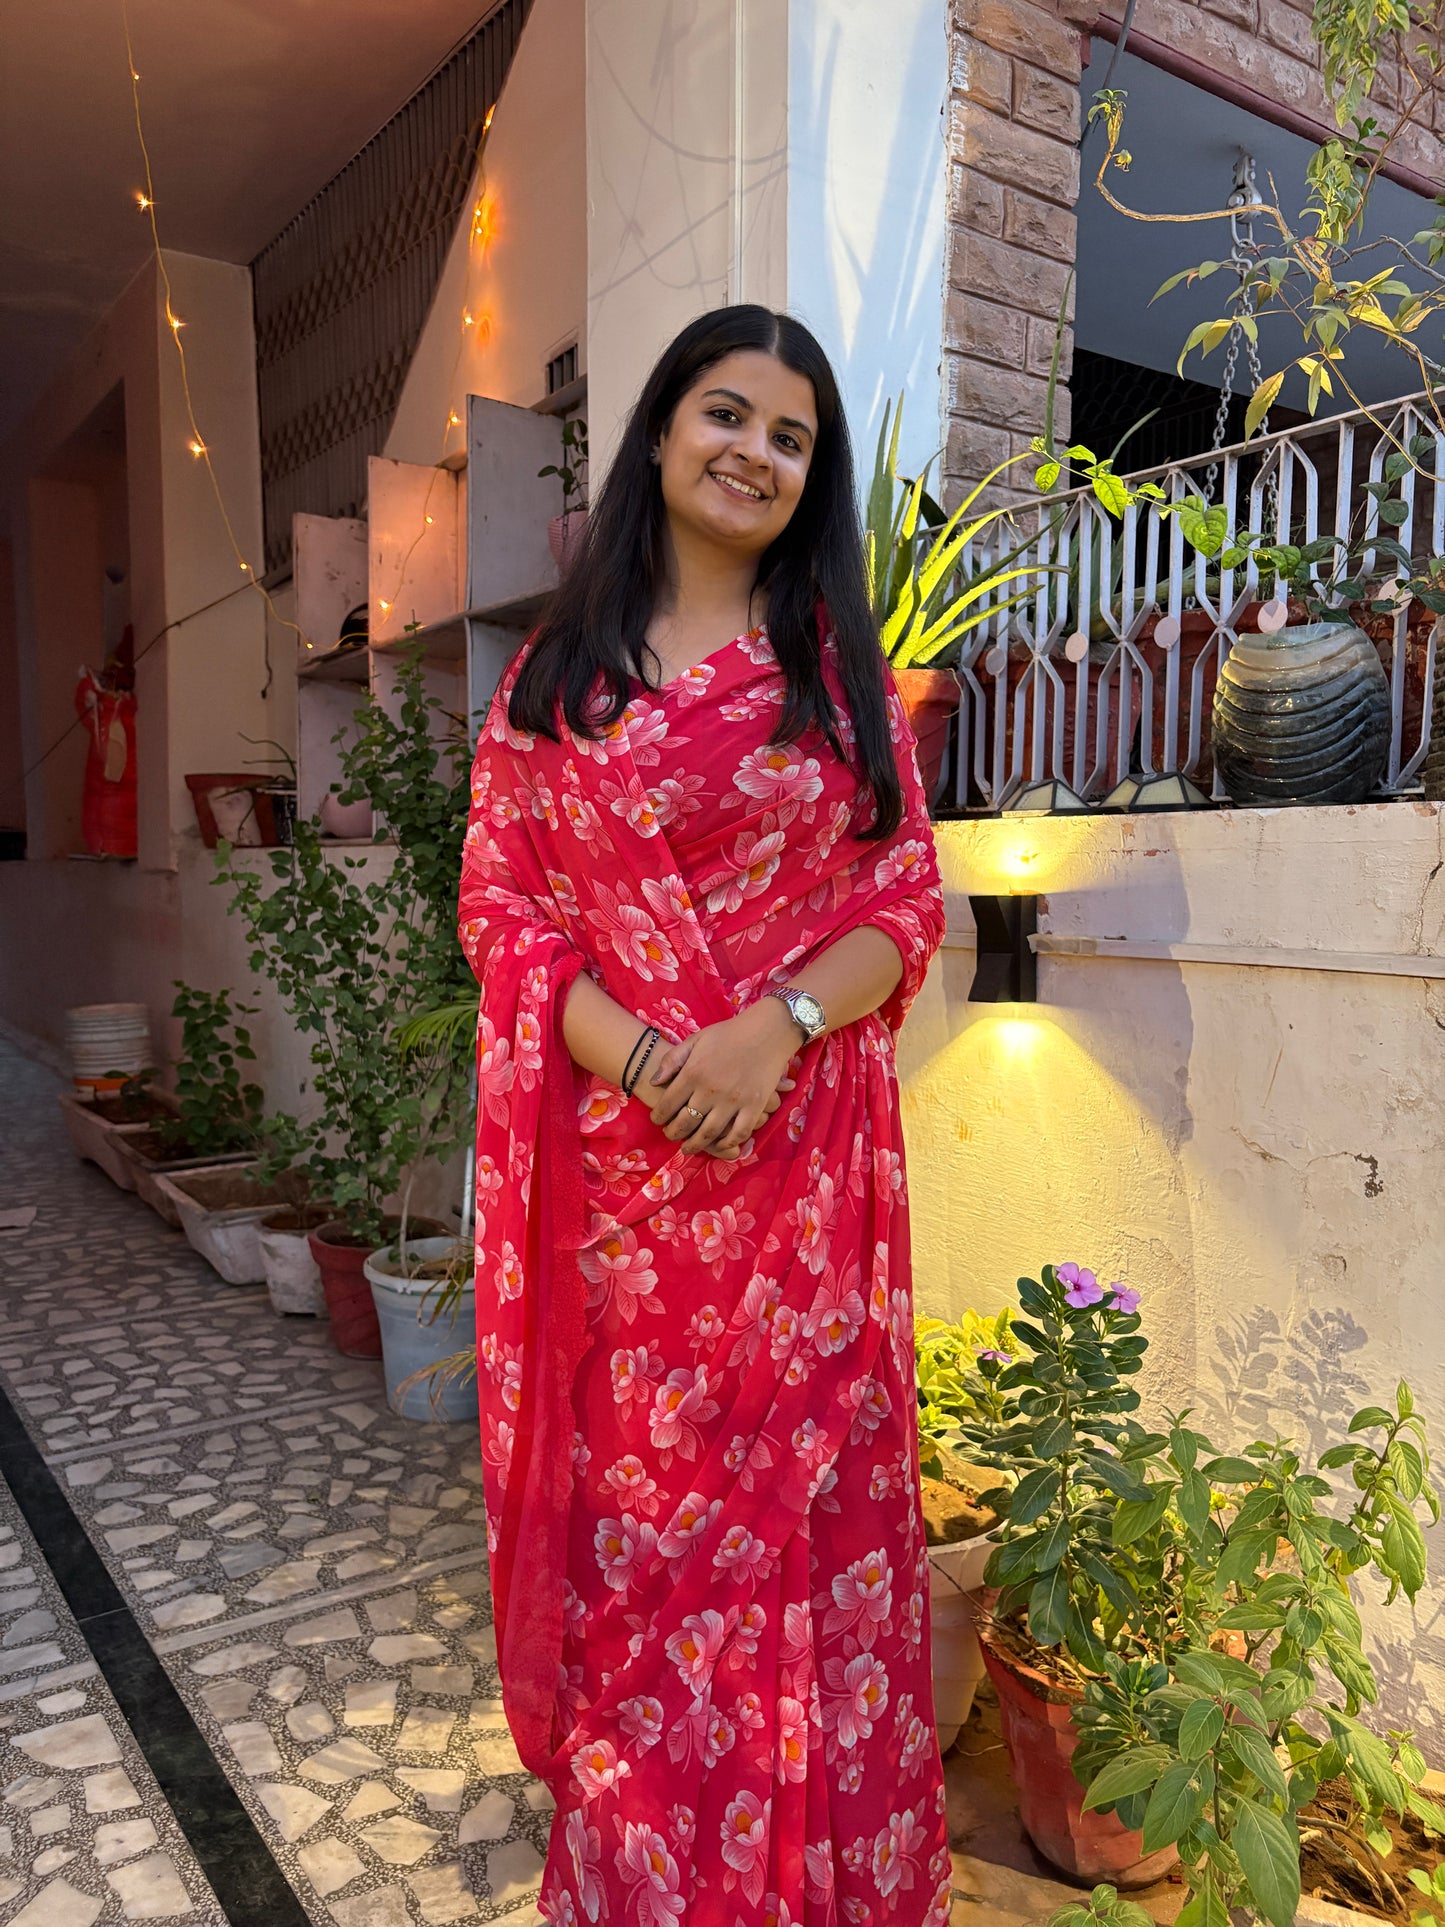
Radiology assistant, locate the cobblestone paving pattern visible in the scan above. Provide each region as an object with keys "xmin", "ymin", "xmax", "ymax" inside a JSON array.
[{"xmin": 0, "ymin": 1039, "xmax": 549, "ymax": 1926}]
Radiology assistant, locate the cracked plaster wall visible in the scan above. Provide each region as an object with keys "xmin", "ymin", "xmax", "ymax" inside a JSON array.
[{"xmin": 900, "ymin": 800, "xmax": 1445, "ymax": 1757}]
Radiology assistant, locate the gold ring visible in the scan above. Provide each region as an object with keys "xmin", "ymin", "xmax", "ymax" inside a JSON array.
[{"xmin": 686, "ymin": 1106, "xmax": 703, "ymax": 1120}]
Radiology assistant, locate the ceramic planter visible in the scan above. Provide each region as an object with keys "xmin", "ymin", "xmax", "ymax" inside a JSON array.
[
  {"xmin": 59, "ymin": 1093, "xmax": 149, "ymax": 1191},
  {"xmin": 978, "ymin": 1622, "xmax": 1179, "ymax": 1888},
  {"xmin": 309, "ymin": 1216, "xmax": 450, "ymax": 1358},
  {"xmin": 1212, "ymin": 622, "xmax": 1391, "ymax": 807},
  {"xmin": 892, "ymin": 666, "xmax": 959, "ymax": 805},
  {"xmin": 258, "ymin": 1206, "xmax": 334, "ymax": 1317},
  {"xmin": 154, "ymin": 1165, "xmax": 310, "ymax": 1285},
  {"xmin": 119, "ymin": 1135, "xmax": 255, "ymax": 1226},
  {"xmin": 928, "ymin": 1534, "xmax": 993, "ymax": 1750},
  {"xmin": 363, "ymin": 1237, "xmax": 478, "ymax": 1423}
]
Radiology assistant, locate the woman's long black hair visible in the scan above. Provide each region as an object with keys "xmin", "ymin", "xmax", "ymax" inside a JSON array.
[{"xmin": 507, "ymin": 304, "xmax": 904, "ymax": 841}]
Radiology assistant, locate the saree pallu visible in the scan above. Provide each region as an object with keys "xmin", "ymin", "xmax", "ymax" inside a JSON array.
[{"xmin": 459, "ymin": 626, "xmax": 951, "ymax": 1927}]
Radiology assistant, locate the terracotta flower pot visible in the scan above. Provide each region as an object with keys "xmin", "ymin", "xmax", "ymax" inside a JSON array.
[
  {"xmin": 978, "ymin": 1622, "xmax": 1179, "ymax": 1888},
  {"xmin": 892, "ymin": 666, "xmax": 958, "ymax": 805},
  {"xmin": 309, "ymin": 1215, "xmax": 450, "ymax": 1358}
]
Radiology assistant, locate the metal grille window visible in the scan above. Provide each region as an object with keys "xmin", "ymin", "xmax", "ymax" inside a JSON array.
[
  {"xmin": 546, "ymin": 344, "xmax": 579, "ymax": 395},
  {"xmin": 251, "ymin": 0, "xmax": 531, "ymax": 575}
]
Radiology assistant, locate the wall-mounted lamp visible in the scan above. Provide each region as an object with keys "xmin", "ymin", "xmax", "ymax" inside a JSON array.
[{"xmin": 968, "ymin": 894, "xmax": 1039, "ymax": 1003}]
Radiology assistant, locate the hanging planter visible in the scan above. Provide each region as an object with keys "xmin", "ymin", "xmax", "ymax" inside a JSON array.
[{"xmin": 1212, "ymin": 621, "xmax": 1391, "ymax": 806}]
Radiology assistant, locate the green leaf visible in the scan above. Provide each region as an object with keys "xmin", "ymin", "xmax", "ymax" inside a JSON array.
[
  {"xmin": 1010, "ymin": 1465, "xmax": 1060, "ymax": 1526},
  {"xmin": 1178, "ymin": 1469, "xmax": 1212, "ymax": 1538},
  {"xmin": 1092, "ymin": 469, "xmax": 1129, "ymax": 517},
  {"xmin": 1382, "ymin": 1505, "xmax": 1427, "ymax": 1599},
  {"xmin": 1348, "ymin": 1406, "xmax": 1394, "ymax": 1433},
  {"xmin": 1173, "ymin": 1651, "xmax": 1225, "ymax": 1693},
  {"xmin": 1227, "ymin": 1724, "xmax": 1290, "ymax": 1800},
  {"xmin": 1318, "ymin": 1443, "xmax": 1365, "ymax": 1469},
  {"xmin": 1114, "ymin": 1485, "xmax": 1173, "ymax": 1546},
  {"xmin": 1169, "ymin": 1427, "xmax": 1200, "ymax": 1474},
  {"xmin": 1217, "ymin": 1528, "xmax": 1274, "ymax": 1589},
  {"xmin": 1081, "ymin": 1745, "xmax": 1176, "ymax": 1812},
  {"xmin": 1035, "ymin": 459, "xmax": 1062, "ymax": 491},
  {"xmin": 1141, "ymin": 1759, "xmax": 1210, "ymax": 1854},
  {"xmin": 1378, "ymin": 498, "xmax": 1410, "ymax": 525},
  {"xmin": 1398, "ymin": 1380, "xmax": 1416, "ymax": 1418},
  {"xmin": 1245, "ymin": 369, "xmax": 1285, "ymax": 440},
  {"xmin": 1178, "ymin": 1700, "xmax": 1225, "ymax": 1760},
  {"xmin": 1029, "ymin": 1566, "xmax": 1070, "ymax": 1646},
  {"xmin": 1202, "ymin": 1456, "xmax": 1260, "ymax": 1482},
  {"xmin": 1034, "ymin": 1416, "xmax": 1076, "ymax": 1459},
  {"xmin": 1232, "ymin": 1800, "xmax": 1301, "ymax": 1927}
]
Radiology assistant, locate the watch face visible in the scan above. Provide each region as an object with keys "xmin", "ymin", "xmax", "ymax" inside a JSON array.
[{"xmin": 793, "ymin": 994, "xmax": 825, "ymax": 1030}]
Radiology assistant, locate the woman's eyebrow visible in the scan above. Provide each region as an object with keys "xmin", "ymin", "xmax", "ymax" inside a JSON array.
[{"xmin": 700, "ymin": 387, "xmax": 815, "ymax": 442}]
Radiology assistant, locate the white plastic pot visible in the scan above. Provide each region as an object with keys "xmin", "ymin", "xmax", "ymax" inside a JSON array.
[
  {"xmin": 363, "ymin": 1237, "xmax": 477, "ymax": 1423},
  {"xmin": 258, "ymin": 1212, "xmax": 328, "ymax": 1317},
  {"xmin": 929, "ymin": 1534, "xmax": 993, "ymax": 1749}
]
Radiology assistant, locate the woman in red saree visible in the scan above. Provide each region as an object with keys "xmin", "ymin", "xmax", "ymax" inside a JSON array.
[{"xmin": 459, "ymin": 307, "xmax": 951, "ymax": 1926}]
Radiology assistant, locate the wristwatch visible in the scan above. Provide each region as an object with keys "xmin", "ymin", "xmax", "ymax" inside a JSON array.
[{"xmin": 766, "ymin": 985, "xmax": 827, "ymax": 1043}]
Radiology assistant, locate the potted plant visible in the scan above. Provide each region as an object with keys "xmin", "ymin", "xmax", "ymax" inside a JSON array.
[
  {"xmin": 952, "ymin": 1262, "xmax": 1444, "ymax": 1914},
  {"xmin": 915, "ymin": 1306, "xmax": 1012, "ymax": 1749},
  {"xmin": 363, "ymin": 1235, "xmax": 477, "ymax": 1422},
  {"xmin": 216, "ymin": 651, "xmax": 474, "ymax": 1354},
  {"xmin": 540, "ymin": 416, "xmax": 588, "ymax": 570},
  {"xmin": 60, "ymin": 1070, "xmax": 173, "ymax": 1192},
  {"xmin": 122, "ymin": 983, "xmax": 278, "ymax": 1222}
]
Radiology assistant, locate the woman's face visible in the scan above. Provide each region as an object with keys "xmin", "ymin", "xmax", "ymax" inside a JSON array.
[{"xmin": 655, "ymin": 350, "xmax": 819, "ymax": 562}]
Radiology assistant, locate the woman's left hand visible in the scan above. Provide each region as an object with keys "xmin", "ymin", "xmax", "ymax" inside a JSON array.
[{"xmin": 641, "ymin": 1000, "xmax": 804, "ymax": 1158}]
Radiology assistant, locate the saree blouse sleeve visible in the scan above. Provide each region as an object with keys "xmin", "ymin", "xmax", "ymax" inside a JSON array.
[{"xmin": 858, "ymin": 678, "xmax": 947, "ymax": 1034}]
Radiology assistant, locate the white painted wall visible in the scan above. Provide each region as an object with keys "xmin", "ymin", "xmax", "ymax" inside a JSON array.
[
  {"xmin": 387, "ymin": 0, "xmax": 588, "ymax": 465},
  {"xmin": 787, "ymin": 0, "xmax": 948, "ymax": 484},
  {"xmin": 901, "ymin": 803, "xmax": 1445, "ymax": 1758},
  {"xmin": 585, "ymin": 0, "xmax": 947, "ymax": 483}
]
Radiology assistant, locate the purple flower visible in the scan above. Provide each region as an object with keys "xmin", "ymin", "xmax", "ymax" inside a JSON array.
[
  {"xmin": 977, "ymin": 1349, "xmax": 1013, "ymax": 1365},
  {"xmin": 1057, "ymin": 1263, "xmax": 1104, "ymax": 1309},
  {"xmin": 1108, "ymin": 1284, "xmax": 1141, "ymax": 1315}
]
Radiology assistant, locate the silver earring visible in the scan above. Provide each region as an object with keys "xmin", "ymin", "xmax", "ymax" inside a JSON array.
[{"xmin": 649, "ymin": 448, "xmax": 660, "ymax": 465}]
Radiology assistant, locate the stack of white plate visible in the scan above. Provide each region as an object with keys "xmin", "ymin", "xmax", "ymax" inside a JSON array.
[{"xmin": 66, "ymin": 1004, "xmax": 153, "ymax": 1097}]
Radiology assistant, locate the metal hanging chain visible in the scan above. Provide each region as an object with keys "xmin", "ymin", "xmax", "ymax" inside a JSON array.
[{"xmin": 1203, "ymin": 152, "xmax": 1277, "ymax": 537}]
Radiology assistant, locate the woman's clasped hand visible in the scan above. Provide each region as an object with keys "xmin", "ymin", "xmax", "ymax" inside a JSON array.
[{"xmin": 640, "ymin": 999, "xmax": 802, "ymax": 1159}]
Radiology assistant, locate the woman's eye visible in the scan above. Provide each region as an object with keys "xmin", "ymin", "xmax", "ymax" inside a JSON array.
[
  {"xmin": 775, "ymin": 434, "xmax": 800, "ymax": 453},
  {"xmin": 709, "ymin": 407, "xmax": 739, "ymax": 424}
]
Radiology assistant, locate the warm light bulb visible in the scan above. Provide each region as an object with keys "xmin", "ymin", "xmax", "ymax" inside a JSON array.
[
  {"xmin": 425, "ymin": 515, "xmax": 434, "ymax": 526},
  {"xmin": 380, "ymin": 600, "xmax": 392, "ymax": 613},
  {"xmin": 136, "ymin": 191, "xmax": 152, "ymax": 210},
  {"xmin": 483, "ymin": 103, "xmax": 496, "ymax": 132},
  {"xmin": 448, "ymin": 412, "xmax": 460, "ymax": 427},
  {"xmin": 168, "ymin": 312, "xmax": 184, "ymax": 333},
  {"xmin": 239, "ymin": 561, "xmax": 251, "ymax": 572},
  {"xmin": 189, "ymin": 439, "xmax": 205, "ymax": 457}
]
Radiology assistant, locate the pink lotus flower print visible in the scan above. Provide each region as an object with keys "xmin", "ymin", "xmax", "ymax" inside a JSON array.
[
  {"xmin": 665, "ymin": 1609, "xmax": 728, "ymax": 1690},
  {"xmin": 720, "ymin": 1790, "xmax": 772, "ymax": 1906},
  {"xmin": 730, "ymin": 744, "xmax": 825, "ymax": 810},
  {"xmin": 824, "ymin": 1550, "xmax": 894, "ymax": 1648},
  {"xmin": 873, "ymin": 837, "xmax": 930, "ymax": 890},
  {"xmin": 614, "ymin": 1822, "xmax": 685, "ymax": 1926},
  {"xmin": 822, "ymin": 1652, "xmax": 890, "ymax": 1749},
  {"xmin": 775, "ymin": 1696, "xmax": 809, "ymax": 1783},
  {"xmin": 580, "ymin": 1231, "xmax": 661, "ymax": 1323},
  {"xmin": 872, "ymin": 1805, "xmax": 928, "ymax": 1899},
  {"xmin": 601, "ymin": 1454, "xmax": 661, "ymax": 1516},
  {"xmin": 711, "ymin": 1524, "xmax": 775, "ymax": 1584},
  {"xmin": 570, "ymin": 1738, "xmax": 632, "ymax": 1804},
  {"xmin": 1058, "ymin": 1262, "xmax": 1104, "ymax": 1308},
  {"xmin": 648, "ymin": 1365, "xmax": 720, "ymax": 1464},
  {"xmin": 563, "ymin": 1809, "xmax": 605, "ymax": 1923},
  {"xmin": 802, "ymin": 1276, "xmax": 865, "ymax": 1356},
  {"xmin": 618, "ymin": 1694, "xmax": 665, "ymax": 1751},
  {"xmin": 593, "ymin": 1513, "xmax": 658, "ymax": 1596},
  {"xmin": 657, "ymin": 1492, "xmax": 722, "ymax": 1573}
]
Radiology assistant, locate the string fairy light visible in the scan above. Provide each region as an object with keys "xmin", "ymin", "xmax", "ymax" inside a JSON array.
[
  {"xmin": 121, "ymin": 1, "xmax": 311, "ymax": 677},
  {"xmin": 379, "ymin": 97, "xmax": 504, "ymax": 629}
]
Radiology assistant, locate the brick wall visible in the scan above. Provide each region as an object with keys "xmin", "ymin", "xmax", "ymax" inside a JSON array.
[{"xmin": 942, "ymin": 0, "xmax": 1445, "ymax": 505}]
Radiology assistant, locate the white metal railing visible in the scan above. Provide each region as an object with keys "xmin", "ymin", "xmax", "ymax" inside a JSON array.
[{"xmin": 945, "ymin": 393, "xmax": 1443, "ymax": 810}]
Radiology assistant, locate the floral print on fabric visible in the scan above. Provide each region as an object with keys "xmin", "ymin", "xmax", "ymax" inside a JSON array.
[{"xmin": 458, "ymin": 626, "xmax": 950, "ymax": 1925}]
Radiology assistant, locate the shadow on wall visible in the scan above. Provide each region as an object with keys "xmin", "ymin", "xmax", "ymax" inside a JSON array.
[{"xmin": 1192, "ymin": 1296, "xmax": 1444, "ymax": 1762}]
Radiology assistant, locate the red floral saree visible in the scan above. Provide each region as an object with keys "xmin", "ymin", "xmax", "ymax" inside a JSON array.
[{"xmin": 458, "ymin": 624, "xmax": 951, "ymax": 1926}]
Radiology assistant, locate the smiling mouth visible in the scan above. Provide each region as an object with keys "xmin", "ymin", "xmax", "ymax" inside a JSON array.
[{"xmin": 709, "ymin": 470, "xmax": 768, "ymax": 503}]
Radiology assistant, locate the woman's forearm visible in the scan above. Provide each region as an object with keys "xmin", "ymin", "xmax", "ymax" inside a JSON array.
[
  {"xmin": 562, "ymin": 970, "xmax": 652, "ymax": 1089},
  {"xmin": 787, "ymin": 924, "xmax": 905, "ymax": 1034}
]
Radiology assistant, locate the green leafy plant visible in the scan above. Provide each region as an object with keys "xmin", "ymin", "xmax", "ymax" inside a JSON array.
[
  {"xmin": 866, "ymin": 290, "xmax": 1169, "ymax": 670},
  {"xmin": 1409, "ymin": 1858, "xmax": 1445, "ymax": 1927},
  {"xmin": 215, "ymin": 651, "xmax": 474, "ymax": 1246},
  {"xmin": 161, "ymin": 982, "xmax": 268, "ymax": 1158},
  {"xmin": 539, "ymin": 417, "xmax": 589, "ymax": 506},
  {"xmin": 915, "ymin": 1305, "xmax": 1014, "ymax": 1476},
  {"xmin": 958, "ymin": 1264, "xmax": 1444, "ymax": 1927},
  {"xmin": 1086, "ymin": 0, "xmax": 1445, "ymax": 469}
]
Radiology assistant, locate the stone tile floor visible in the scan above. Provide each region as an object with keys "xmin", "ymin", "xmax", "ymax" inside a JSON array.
[{"xmin": 0, "ymin": 1038, "xmax": 550, "ymax": 1927}]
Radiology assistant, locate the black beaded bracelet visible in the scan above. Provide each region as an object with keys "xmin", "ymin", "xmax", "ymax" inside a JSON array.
[
  {"xmin": 621, "ymin": 1023, "xmax": 655, "ymax": 1092},
  {"xmin": 624, "ymin": 1027, "xmax": 662, "ymax": 1098}
]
